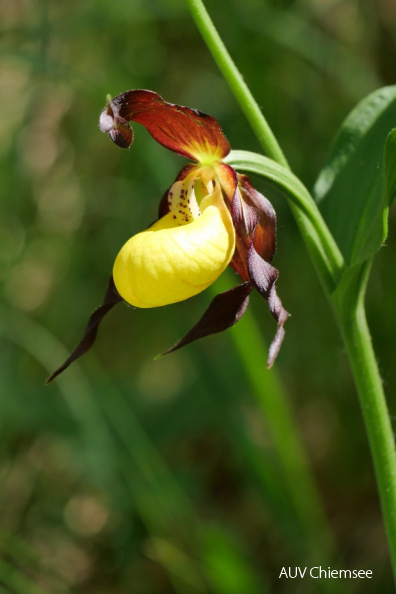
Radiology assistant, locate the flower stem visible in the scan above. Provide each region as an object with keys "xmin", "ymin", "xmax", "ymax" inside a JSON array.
[
  {"xmin": 189, "ymin": 0, "xmax": 334, "ymax": 563},
  {"xmin": 185, "ymin": 0, "xmax": 289, "ymax": 169},
  {"xmin": 186, "ymin": 0, "xmax": 396, "ymax": 579},
  {"xmin": 343, "ymin": 315, "xmax": 396, "ymax": 577},
  {"xmin": 333, "ymin": 263, "xmax": 396, "ymax": 580}
]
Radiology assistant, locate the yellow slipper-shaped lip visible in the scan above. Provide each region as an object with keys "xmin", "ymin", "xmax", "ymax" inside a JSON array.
[{"xmin": 113, "ymin": 185, "xmax": 235, "ymax": 308}]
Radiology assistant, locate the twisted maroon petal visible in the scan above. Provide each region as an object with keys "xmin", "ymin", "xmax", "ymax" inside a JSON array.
[
  {"xmin": 247, "ymin": 243, "xmax": 289, "ymax": 368},
  {"xmin": 229, "ymin": 173, "xmax": 279, "ymax": 284},
  {"xmin": 231, "ymin": 184, "xmax": 260, "ymax": 239},
  {"xmin": 215, "ymin": 162, "xmax": 238, "ymax": 204},
  {"xmin": 238, "ymin": 175, "xmax": 277, "ymax": 262},
  {"xmin": 46, "ymin": 277, "xmax": 122, "ymax": 383},
  {"xmin": 100, "ymin": 89, "xmax": 230, "ymax": 162},
  {"xmin": 161, "ymin": 281, "xmax": 253, "ymax": 356}
]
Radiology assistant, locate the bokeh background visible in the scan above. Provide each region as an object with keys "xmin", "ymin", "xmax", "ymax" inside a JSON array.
[{"xmin": 1, "ymin": 0, "xmax": 396, "ymax": 592}]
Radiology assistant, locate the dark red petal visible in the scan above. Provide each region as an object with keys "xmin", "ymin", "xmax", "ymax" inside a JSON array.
[
  {"xmin": 100, "ymin": 89, "xmax": 230, "ymax": 161},
  {"xmin": 230, "ymin": 240, "xmax": 250, "ymax": 281},
  {"xmin": 229, "ymin": 180, "xmax": 261, "ymax": 282},
  {"xmin": 161, "ymin": 281, "xmax": 253, "ymax": 356},
  {"xmin": 99, "ymin": 102, "xmax": 134, "ymax": 149},
  {"xmin": 231, "ymin": 184, "xmax": 260, "ymax": 239},
  {"xmin": 175, "ymin": 163, "xmax": 198, "ymax": 182},
  {"xmin": 230, "ymin": 174, "xmax": 278, "ymax": 284},
  {"xmin": 215, "ymin": 162, "xmax": 238, "ymax": 204},
  {"xmin": 214, "ymin": 163, "xmax": 251, "ymax": 280},
  {"xmin": 46, "ymin": 277, "xmax": 122, "ymax": 383},
  {"xmin": 157, "ymin": 188, "xmax": 171, "ymax": 219},
  {"xmin": 238, "ymin": 175, "xmax": 277, "ymax": 262},
  {"xmin": 247, "ymin": 243, "xmax": 289, "ymax": 368}
]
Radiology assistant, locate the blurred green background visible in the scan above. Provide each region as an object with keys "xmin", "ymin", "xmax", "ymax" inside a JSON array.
[{"xmin": 1, "ymin": 0, "xmax": 396, "ymax": 592}]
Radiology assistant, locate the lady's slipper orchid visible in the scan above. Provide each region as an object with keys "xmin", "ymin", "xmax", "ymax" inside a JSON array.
[{"xmin": 47, "ymin": 90, "xmax": 288, "ymax": 383}]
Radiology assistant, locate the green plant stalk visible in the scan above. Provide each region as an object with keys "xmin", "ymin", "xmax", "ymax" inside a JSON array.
[
  {"xmin": 345, "ymin": 318, "xmax": 396, "ymax": 574},
  {"xmin": 332, "ymin": 263, "xmax": 396, "ymax": 579},
  {"xmin": 344, "ymin": 318, "xmax": 396, "ymax": 576},
  {"xmin": 185, "ymin": 0, "xmax": 396, "ymax": 578},
  {"xmin": 186, "ymin": 0, "xmax": 334, "ymax": 563},
  {"xmin": 185, "ymin": 0, "xmax": 289, "ymax": 169}
]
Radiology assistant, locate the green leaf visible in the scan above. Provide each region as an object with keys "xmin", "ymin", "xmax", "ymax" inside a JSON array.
[
  {"xmin": 225, "ymin": 150, "xmax": 344, "ymax": 292},
  {"xmin": 331, "ymin": 261, "xmax": 371, "ymax": 327},
  {"xmin": 384, "ymin": 128, "xmax": 396, "ymax": 207},
  {"xmin": 313, "ymin": 86, "xmax": 396, "ymax": 267}
]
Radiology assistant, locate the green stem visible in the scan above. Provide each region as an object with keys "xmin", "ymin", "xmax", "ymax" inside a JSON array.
[
  {"xmin": 188, "ymin": 0, "xmax": 335, "ymax": 565},
  {"xmin": 185, "ymin": 0, "xmax": 289, "ymax": 168},
  {"xmin": 186, "ymin": 0, "xmax": 396, "ymax": 579},
  {"xmin": 343, "ymin": 315, "xmax": 396, "ymax": 577},
  {"xmin": 333, "ymin": 264, "xmax": 396, "ymax": 580}
]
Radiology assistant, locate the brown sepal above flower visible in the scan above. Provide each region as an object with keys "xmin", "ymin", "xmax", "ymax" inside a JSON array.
[{"xmin": 99, "ymin": 90, "xmax": 231, "ymax": 162}]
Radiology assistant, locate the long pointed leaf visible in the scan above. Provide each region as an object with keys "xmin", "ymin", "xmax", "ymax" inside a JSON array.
[
  {"xmin": 384, "ymin": 128, "xmax": 396, "ymax": 207},
  {"xmin": 314, "ymin": 86, "xmax": 396, "ymax": 266}
]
